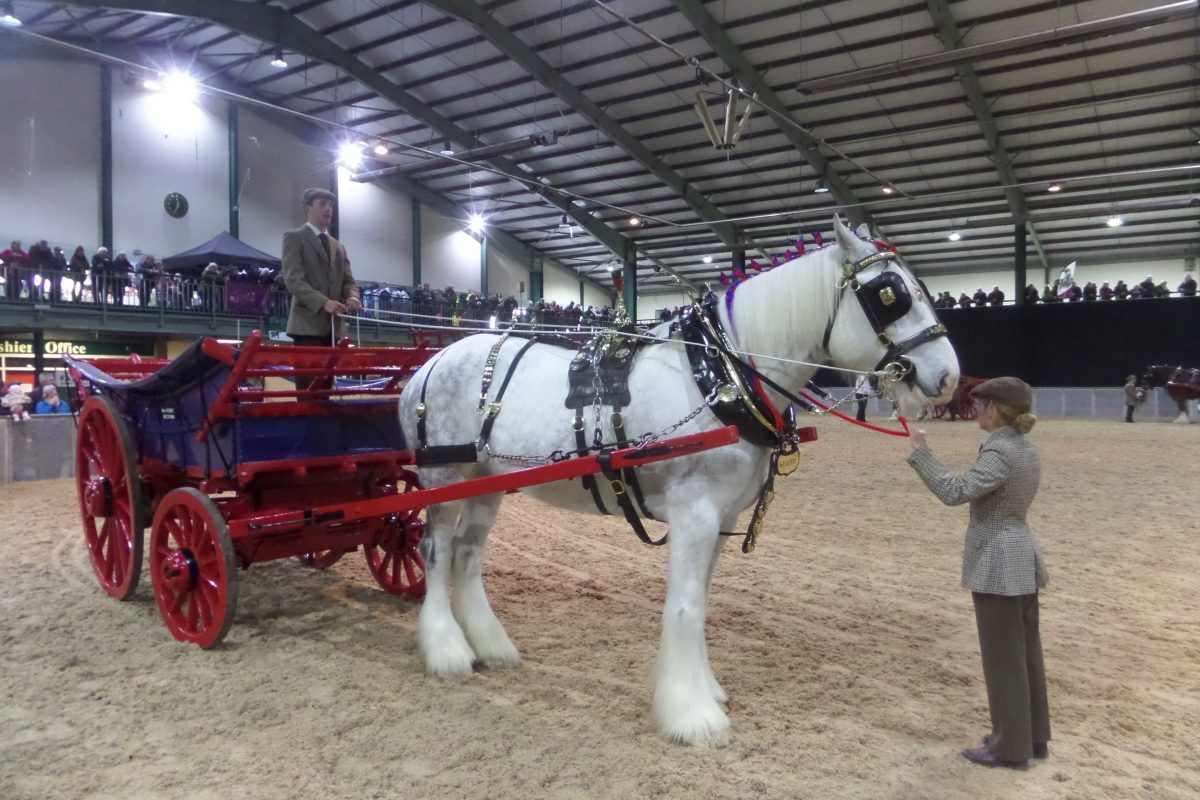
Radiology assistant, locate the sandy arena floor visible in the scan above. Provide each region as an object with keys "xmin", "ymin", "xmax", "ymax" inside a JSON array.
[{"xmin": 1, "ymin": 418, "xmax": 1197, "ymax": 800}]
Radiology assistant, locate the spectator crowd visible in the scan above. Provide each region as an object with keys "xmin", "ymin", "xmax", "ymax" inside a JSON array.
[{"xmin": 932, "ymin": 272, "xmax": 1196, "ymax": 309}]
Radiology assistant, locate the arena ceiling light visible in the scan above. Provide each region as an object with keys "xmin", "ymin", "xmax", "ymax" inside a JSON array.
[
  {"xmin": 0, "ymin": 3, "xmax": 21, "ymax": 27},
  {"xmin": 1047, "ymin": 184, "xmax": 1062, "ymax": 193},
  {"xmin": 702, "ymin": 255, "xmax": 713, "ymax": 263},
  {"xmin": 948, "ymin": 231, "xmax": 962, "ymax": 241},
  {"xmin": 881, "ymin": 181, "xmax": 895, "ymax": 195},
  {"xmin": 813, "ymin": 178, "xmax": 830, "ymax": 194},
  {"xmin": 468, "ymin": 214, "xmax": 487, "ymax": 234},
  {"xmin": 337, "ymin": 141, "xmax": 365, "ymax": 169},
  {"xmin": 628, "ymin": 216, "xmax": 642, "ymax": 227},
  {"xmin": 1106, "ymin": 215, "xmax": 1124, "ymax": 227},
  {"xmin": 373, "ymin": 142, "xmax": 389, "ymax": 156},
  {"xmin": 269, "ymin": 47, "xmax": 288, "ymax": 69},
  {"xmin": 161, "ymin": 70, "xmax": 199, "ymax": 103},
  {"xmin": 439, "ymin": 141, "xmax": 455, "ymax": 156}
]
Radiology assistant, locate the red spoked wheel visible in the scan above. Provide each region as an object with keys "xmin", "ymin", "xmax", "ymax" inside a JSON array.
[
  {"xmin": 75, "ymin": 395, "xmax": 146, "ymax": 600},
  {"xmin": 149, "ymin": 488, "xmax": 238, "ymax": 648},
  {"xmin": 932, "ymin": 404, "xmax": 947, "ymax": 419},
  {"xmin": 959, "ymin": 392, "xmax": 979, "ymax": 420},
  {"xmin": 363, "ymin": 471, "xmax": 426, "ymax": 598},
  {"xmin": 297, "ymin": 549, "xmax": 347, "ymax": 569}
]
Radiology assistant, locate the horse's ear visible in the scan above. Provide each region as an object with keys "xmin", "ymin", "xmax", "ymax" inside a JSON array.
[
  {"xmin": 854, "ymin": 222, "xmax": 872, "ymax": 240},
  {"xmin": 833, "ymin": 214, "xmax": 856, "ymax": 251}
]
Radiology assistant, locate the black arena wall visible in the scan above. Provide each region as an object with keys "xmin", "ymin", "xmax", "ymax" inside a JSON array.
[{"xmin": 937, "ymin": 298, "xmax": 1200, "ymax": 387}]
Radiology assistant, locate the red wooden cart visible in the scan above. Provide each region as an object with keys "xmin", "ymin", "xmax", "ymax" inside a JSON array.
[
  {"xmin": 931, "ymin": 376, "xmax": 985, "ymax": 420},
  {"xmin": 65, "ymin": 332, "xmax": 738, "ymax": 648}
]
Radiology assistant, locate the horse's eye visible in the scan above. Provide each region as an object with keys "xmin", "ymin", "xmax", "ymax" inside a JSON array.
[{"xmin": 879, "ymin": 286, "xmax": 897, "ymax": 306}]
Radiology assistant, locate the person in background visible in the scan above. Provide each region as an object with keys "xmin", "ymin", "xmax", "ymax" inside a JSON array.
[
  {"xmin": 906, "ymin": 377, "xmax": 1050, "ymax": 769},
  {"xmin": 957, "ymin": 292, "xmax": 972, "ymax": 309},
  {"xmin": 1098, "ymin": 281, "xmax": 1114, "ymax": 301},
  {"xmin": 1179, "ymin": 273, "xmax": 1197, "ymax": 297},
  {"xmin": 973, "ymin": 287, "xmax": 988, "ymax": 307},
  {"xmin": 1064, "ymin": 281, "xmax": 1082, "ymax": 302},
  {"xmin": 111, "ymin": 251, "xmax": 133, "ymax": 306},
  {"xmin": 2, "ymin": 240, "xmax": 29, "ymax": 301},
  {"xmin": 200, "ymin": 262, "xmax": 224, "ymax": 312},
  {"xmin": 34, "ymin": 385, "xmax": 70, "ymax": 415},
  {"xmin": 1138, "ymin": 275, "xmax": 1156, "ymax": 297},
  {"xmin": 282, "ymin": 187, "xmax": 361, "ymax": 358},
  {"xmin": 853, "ymin": 373, "xmax": 872, "ymax": 422},
  {"xmin": 1113, "ymin": 279, "xmax": 1129, "ymax": 300},
  {"xmin": 67, "ymin": 246, "xmax": 89, "ymax": 301},
  {"xmin": 1123, "ymin": 374, "xmax": 1142, "ymax": 423},
  {"xmin": 1082, "ymin": 281, "xmax": 1097, "ymax": 301},
  {"xmin": 2, "ymin": 382, "xmax": 32, "ymax": 421},
  {"xmin": 28, "ymin": 373, "xmax": 55, "ymax": 409},
  {"xmin": 136, "ymin": 255, "xmax": 160, "ymax": 307},
  {"xmin": 91, "ymin": 247, "xmax": 112, "ymax": 304},
  {"xmin": 987, "ymin": 286, "xmax": 1005, "ymax": 306},
  {"xmin": 1040, "ymin": 284, "xmax": 1057, "ymax": 303},
  {"xmin": 1023, "ymin": 284, "xmax": 1039, "ymax": 305},
  {"xmin": 50, "ymin": 246, "xmax": 68, "ymax": 303}
]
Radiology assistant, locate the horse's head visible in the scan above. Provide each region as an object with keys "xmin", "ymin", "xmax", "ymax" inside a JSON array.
[
  {"xmin": 824, "ymin": 216, "xmax": 959, "ymax": 413},
  {"xmin": 1140, "ymin": 365, "xmax": 1173, "ymax": 388}
]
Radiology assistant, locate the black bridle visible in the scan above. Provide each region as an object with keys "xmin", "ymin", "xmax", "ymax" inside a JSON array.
[{"xmin": 822, "ymin": 249, "xmax": 948, "ymax": 378}]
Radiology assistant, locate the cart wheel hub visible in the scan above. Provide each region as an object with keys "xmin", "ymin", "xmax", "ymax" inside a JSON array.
[
  {"xmin": 161, "ymin": 549, "xmax": 199, "ymax": 592},
  {"xmin": 84, "ymin": 478, "xmax": 113, "ymax": 517}
]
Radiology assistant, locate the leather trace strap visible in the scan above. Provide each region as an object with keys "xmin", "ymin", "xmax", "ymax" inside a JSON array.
[
  {"xmin": 575, "ymin": 411, "xmax": 610, "ymax": 515},
  {"xmin": 610, "ymin": 408, "xmax": 657, "ymax": 523},
  {"xmin": 597, "ymin": 451, "xmax": 667, "ymax": 546},
  {"xmin": 477, "ymin": 336, "xmax": 539, "ymax": 451}
]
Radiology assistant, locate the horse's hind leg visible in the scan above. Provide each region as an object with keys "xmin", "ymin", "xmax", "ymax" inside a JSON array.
[
  {"xmin": 450, "ymin": 493, "xmax": 519, "ymax": 667},
  {"xmin": 654, "ymin": 495, "xmax": 729, "ymax": 744},
  {"xmin": 418, "ymin": 498, "xmax": 476, "ymax": 678}
]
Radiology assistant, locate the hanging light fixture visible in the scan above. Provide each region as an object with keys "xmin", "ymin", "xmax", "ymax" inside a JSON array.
[
  {"xmin": 373, "ymin": 142, "xmax": 389, "ymax": 156},
  {"xmin": 0, "ymin": 3, "xmax": 22, "ymax": 27},
  {"xmin": 1106, "ymin": 215, "xmax": 1124, "ymax": 227},
  {"xmin": 881, "ymin": 181, "xmax": 895, "ymax": 195},
  {"xmin": 948, "ymin": 231, "xmax": 962, "ymax": 241},
  {"xmin": 1047, "ymin": 184, "xmax": 1062, "ymax": 193},
  {"xmin": 702, "ymin": 255, "xmax": 713, "ymax": 264},
  {"xmin": 628, "ymin": 216, "xmax": 642, "ymax": 227},
  {"xmin": 813, "ymin": 178, "xmax": 829, "ymax": 194},
  {"xmin": 269, "ymin": 47, "xmax": 288, "ymax": 69},
  {"xmin": 558, "ymin": 214, "xmax": 570, "ymax": 227},
  {"xmin": 439, "ymin": 140, "xmax": 455, "ymax": 156}
]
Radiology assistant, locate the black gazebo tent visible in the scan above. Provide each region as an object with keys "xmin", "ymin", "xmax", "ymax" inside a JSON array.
[{"xmin": 161, "ymin": 232, "xmax": 281, "ymax": 275}]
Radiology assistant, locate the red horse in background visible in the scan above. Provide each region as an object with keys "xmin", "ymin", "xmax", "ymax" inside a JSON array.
[{"xmin": 1140, "ymin": 365, "xmax": 1200, "ymax": 424}]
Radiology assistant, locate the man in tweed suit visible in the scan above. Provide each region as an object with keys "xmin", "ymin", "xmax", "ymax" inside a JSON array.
[
  {"xmin": 282, "ymin": 187, "xmax": 361, "ymax": 346},
  {"xmin": 907, "ymin": 377, "xmax": 1050, "ymax": 768}
]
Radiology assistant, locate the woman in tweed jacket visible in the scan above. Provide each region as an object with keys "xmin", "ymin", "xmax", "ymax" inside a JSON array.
[{"xmin": 907, "ymin": 376, "xmax": 1050, "ymax": 769}]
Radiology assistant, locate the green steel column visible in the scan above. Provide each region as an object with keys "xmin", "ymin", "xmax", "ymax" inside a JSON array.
[
  {"xmin": 529, "ymin": 254, "xmax": 543, "ymax": 301},
  {"xmin": 579, "ymin": 281, "xmax": 584, "ymax": 307},
  {"xmin": 227, "ymin": 103, "xmax": 239, "ymax": 237},
  {"xmin": 480, "ymin": 235, "xmax": 488, "ymax": 293},
  {"xmin": 622, "ymin": 241, "xmax": 637, "ymax": 320},
  {"xmin": 329, "ymin": 166, "xmax": 340, "ymax": 240},
  {"xmin": 411, "ymin": 198, "xmax": 421, "ymax": 285},
  {"xmin": 100, "ymin": 64, "xmax": 113, "ymax": 252}
]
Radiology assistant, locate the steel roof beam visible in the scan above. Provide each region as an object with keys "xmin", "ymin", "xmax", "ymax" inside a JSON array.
[
  {"xmin": 54, "ymin": 0, "xmax": 642, "ymax": 269},
  {"xmin": 420, "ymin": 0, "xmax": 742, "ymax": 248},
  {"xmin": 925, "ymin": 0, "xmax": 1051, "ymax": 272}
]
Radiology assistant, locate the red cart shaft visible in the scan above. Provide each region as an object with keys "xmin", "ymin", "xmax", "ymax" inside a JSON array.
[{"xmin": 228, "ymin": 426, "xmax": 740, "ymax": 538}]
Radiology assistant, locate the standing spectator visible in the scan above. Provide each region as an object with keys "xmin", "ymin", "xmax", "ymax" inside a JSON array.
[
  {"xmin": 111, "ymin": 251, "xmax": 133, "ymax": 306},
  {"xmin": 1123, "ymin": 374, "xmax": 1142, "ymax": 423},
  {"xmin": 1098, "ymin": 281, "xmax": 1114, "ymax": 301},
  {"xmin": 853, "ymin": 373, "xmax": 872, "ymax": 422},
  {"xmin": 1129, "ymin": 284, "xmax": 1143, "ymax": 300},
  {"xmin": 28, "ymin": 239, "xmax": 53, "ymax": 299},
  {"xmin": 1113, "ymin": 279, "xmax": 1129, "ymax": 300},
  {"xmin": 1023, "ymin": 284, "xmax": 1039, "ymax": 305},
  {"xmin": 67, "ymin": 246, "xmax": 89, "ymax": 301},
  {"xmin": 1082, "ymin": 281, "xmax": 1097, "ymax": 301},
  {"xmin": 50, "ymin": 246, "xmax": 68, "ymax": 303},
  {"xmin": 282, "ymin": 187, "xmax": 361, "ymax": 355},
  {"xmin": 957, "ymin": 293, "xmax": 972, "ymax": 309},
  {"xmin": 2, "ymin": 382, "xmax": 31, "ymax": 421},
  {"xmin": 1064, "ymin": 281, "xmax": 1082, "ymax": 302},
  {"xmin": 34, "ymin": 385, "xmax": 70, "ymax": 415},
  {"xmin": 1154, "ymin": 280, "xmax": 1170, "ymax": 299},
  {"xmin": 972, "ymin": 287, "xmax": 988, "ymax": 307},
  {"xmin": 906, "ymin": 378, "xmax": 1050, "ymax": 769},
  {"xmin": 91, "ymin": 247, "xmax": 113, "ymax": 304},
  {"xmin": 2, "ymin": 240, "xmax": 29, "ymax": 300},
  {"xmin": 1138, "ymin": 275, "xmax": 1156, "ymax": 297},
  {"xmin": 1179, "ymin": 273, "xmax": 1197, "ymax": 297},
  {"xmin": 136, "ymin": 255, "xmax": 160, "ymax": 306},
  {"xmin": 987, "ymin": 286, "xmax": 1005, "ymax": 306},
  {"xmin": 1040, "ymin": 285, "xmax": 1057, "ymax": 303},
  {"xmin": 200, "ymin": 262, "xmax": 224, "ymax": 312}
]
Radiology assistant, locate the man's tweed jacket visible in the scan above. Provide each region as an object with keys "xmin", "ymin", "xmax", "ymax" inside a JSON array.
[
  {"xmin": 282, "ymin": 225, "xmax": 359, "ymax": 338},
  {"xmin": 907, "ymin": 425, "xmax": 1049, "ymax": 595}
]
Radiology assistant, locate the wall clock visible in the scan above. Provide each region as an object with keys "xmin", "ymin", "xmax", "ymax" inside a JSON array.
[{"xmin": 164, "ymin": 192, "xmax": 189, "ymax": 219}]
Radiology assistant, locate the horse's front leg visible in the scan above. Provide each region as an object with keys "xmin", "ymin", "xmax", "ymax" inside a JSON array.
[
  {"xmin": 418, "ymin": 497, "xmax": 476, "ymax": 678},
  {"xmin": 654, "ymin": 494, "xmax": 729, "ymax": 744},
  {"xmin": 449, "ymin": 493, "xmax": 519, "ymax": 667}
]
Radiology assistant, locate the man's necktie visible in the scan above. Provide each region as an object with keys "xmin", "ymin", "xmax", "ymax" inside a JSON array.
[{"xmin": 318, "ymin": 232, "xmax": 331, "ymax": 261}]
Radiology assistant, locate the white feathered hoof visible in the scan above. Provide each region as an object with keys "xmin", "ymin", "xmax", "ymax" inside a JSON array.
[
  {"xmin": 654, "ymin": 686, "xmax": 732, "ymax": 745},
  {"xmin": 1173, "ymin": 413, "xmax": 1190, "ymax": 424},
  {"xmin": 466, "ymin": 626, "xmax": 520, "ymax": 668},
  {"xmin": 419, "ymin": 614, "xmax": 477, "ymax": 679}
]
